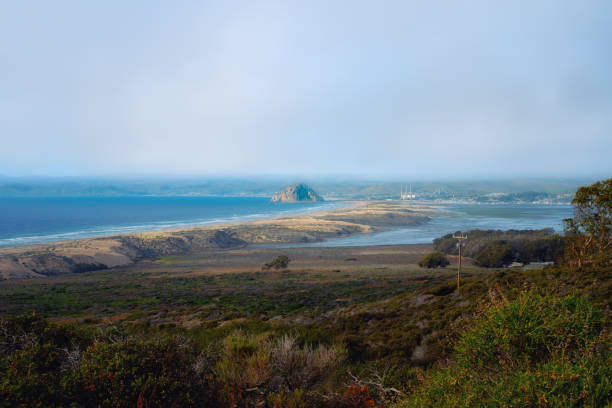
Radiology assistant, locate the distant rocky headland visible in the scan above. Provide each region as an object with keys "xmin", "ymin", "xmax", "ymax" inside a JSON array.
[{"xmin": 271, "ymin": 183, "xmax": 323, "ymax": 202}]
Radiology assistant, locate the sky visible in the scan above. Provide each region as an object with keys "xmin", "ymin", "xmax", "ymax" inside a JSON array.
[{"xmin": 1, "ymin": 1, "xmax": 611, "ymax": 179}]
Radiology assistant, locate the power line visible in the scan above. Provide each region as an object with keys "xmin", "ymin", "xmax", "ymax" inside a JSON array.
[{"xmin": 452, "ymin": 233, "xmax": 467, "ymax": 288}]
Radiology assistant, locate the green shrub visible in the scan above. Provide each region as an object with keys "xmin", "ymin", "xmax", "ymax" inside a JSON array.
[
  {"xmin": 1, "ymin": 342, "xmax": 67, "ymax": 407},
  {"xmin": 0, "ymin": 315, "xmax": 216, "ymax": 408},
  {"xmin": 456, "ymin": 294, "xmax": 603, "ymax": 369},
  {"xmin": 397, "ymin": 293, "xmax": 610, "ymax": 407},
  {"xmin": 0, "ymin": 314, "xmax": 90, "ymax": 408},
  {"xmin": 418, "ymin": 251, "xmax": 450, "ymax": 268},
  {"xmin": 72, "ymin": 262, "xmax": 108, "ymax": 273},
  {"xmin": 68, "ymin": 338, "xmax": 216, "ymax": 408},
  {"xmin": 262, "ymin": 255, "xmax": 291, "ymax": 271}
]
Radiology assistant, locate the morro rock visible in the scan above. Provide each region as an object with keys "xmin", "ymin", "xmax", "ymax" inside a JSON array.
[{"xmin": 271, "ymin": 184, "xmax": 324, "ymax": 202}]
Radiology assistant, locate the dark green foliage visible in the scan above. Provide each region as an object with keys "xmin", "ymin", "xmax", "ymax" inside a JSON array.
[
  {"xmin": 434, "ymin": 229, "xmax": 564, "ymax": 266},
  {"xmin": 262, "ymin": 255, "xmax": 291, "ymax": 270},
  {"xmin": 0, "ymin": 316, "xmax": 216, "ymax": 408},
  {"xmin": 473, "ymin": 240, "xmax": 514, "ymax": 267},
  {"xmin": 513, "ymin": 233, "xmax": 565, "ymax": 263},
  {"xmin": 69, "ymin": 339, "xmax": 216, "ymax": 407},
  {"xmin": 72, "ymin": 262, "xmax": 108, "ymax": 273},
  {"xmin": 0, "ymin": 315, "xmax": 87, "ymax": 407},
  {"xmin": 418, "ymin": 251, "xmax": 450, "ymax": 268}
]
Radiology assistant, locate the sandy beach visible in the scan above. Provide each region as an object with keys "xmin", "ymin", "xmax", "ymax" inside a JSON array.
[{"xmin": 0, "ymin": 201, "xmax": 434, "ymax": 280}]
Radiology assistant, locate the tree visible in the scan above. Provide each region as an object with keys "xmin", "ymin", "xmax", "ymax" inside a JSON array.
[
  {"xmin": 473, "ymin": 241, "xmax": 514, "ymax": 268},
  {"xmin": 418, "ymin": 251, "xmax": 450, "ymax": 268},
  {"xmin": 563, "ymin": 179, "xmax": 612, "ymax": 269}
]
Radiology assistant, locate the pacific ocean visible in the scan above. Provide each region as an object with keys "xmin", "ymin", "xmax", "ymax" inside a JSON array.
[{"xmin": 0, "ymin": 196, "xmax": 344, "ymax": 247}]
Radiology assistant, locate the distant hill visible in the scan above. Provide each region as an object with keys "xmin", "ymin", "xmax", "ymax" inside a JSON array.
[
  {"xmin": 271, "ymin": 183, "xmax": 323, "ymax": 202},
  {"xmin": 0, "ymin": 176, "xmax": 586, "ymax": 201}
]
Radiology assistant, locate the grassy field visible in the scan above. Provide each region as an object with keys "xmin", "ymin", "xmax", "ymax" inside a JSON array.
[{"xmin": 0, "ymin": 244, "xmax": 478, "ymax": 324}]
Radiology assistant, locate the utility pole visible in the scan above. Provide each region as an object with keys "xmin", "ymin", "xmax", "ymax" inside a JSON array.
[{"xmin": 452, "ymin": 233, "xmax": 467, "ymax": 288}]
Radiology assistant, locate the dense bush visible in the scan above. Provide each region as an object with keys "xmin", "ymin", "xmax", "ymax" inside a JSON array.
[
  {"xmin": 455, "ymin": 294, "xmax": 603, "ymax": 369},
  {"xmin": 434, "ymin": 229, "xmax": 564, "ymax": 266},
  {"xmin": 0, "ymin": 314, "xmax": 90, "ymax": 407},
  {"xmin": 69, "ymin": 339, "xmax": 216, "ymax": 407},
  {"xmin": 396, "ymin": 293, "xmax": 610, "ymax": 407},
  {"xmin": 0, "ymin": 316, "xmax": 216, "ymax": 408},
  {"xmin": 72, "ymin": 262, "xmax": 109, "ymax": 273},
  {"xmin": 262, "ymin": 255, "xmax": 291, "ymax": 271},
  {"xmin": 473, "ymin": 241, "xmax": 514, "ymax": 267},
  {"xmin": 418, "ymin": 251, "xmax": 450, "ymax": 268}
]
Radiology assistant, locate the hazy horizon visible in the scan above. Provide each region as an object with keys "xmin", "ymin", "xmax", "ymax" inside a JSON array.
[
  {"xmin": 2, "ymin": 1, "xmax": 611, "ymax": 179},
  {"xmin": 0, "ymin": 174, "xmax": 593, "ymax": 199},
  {"xmin": 0, "ymin": 173, "xmax": 602, "ymax": 182}
]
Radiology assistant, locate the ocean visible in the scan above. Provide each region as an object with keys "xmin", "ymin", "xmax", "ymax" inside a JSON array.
[
  {"xmin": 0, "ymin": 197, "xmax": 573, "ymax": 248},
  {"xmin": 0, "ymin": 196, "xmax": 344, "ymax": 247}
]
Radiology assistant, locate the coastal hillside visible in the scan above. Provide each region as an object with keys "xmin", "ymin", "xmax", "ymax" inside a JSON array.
[
  {"xmin": 1, "ymin": 253, "xmax": 609, "ymax": 407},
  {"xmin": 271, "ymin": 183, "xmax": 323, "ymax": 202},
  {"xmin": 0, "ymin": 180, "xmax": 610, "ymax": 407}
]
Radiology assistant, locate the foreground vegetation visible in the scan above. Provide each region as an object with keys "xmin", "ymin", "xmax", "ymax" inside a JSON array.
[
  {"xmin": 397, "ymin": 292, "xmax": 610, "ymax": 407},
  {"xmin": 1, "ymin": 265, "xmax": 609, "ymax": 407}
]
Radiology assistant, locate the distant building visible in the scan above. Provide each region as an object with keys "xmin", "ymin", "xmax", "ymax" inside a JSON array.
[{"xmin": 401, "ymin": 184, "xmax": 416, "ymax": 200}]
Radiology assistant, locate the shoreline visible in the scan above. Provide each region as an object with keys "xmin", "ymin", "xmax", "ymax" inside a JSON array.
[
  {"xmin": 0, "ymin": 201, "xmax": 434, "ymax": 280},
  {"xmin": 0, "ymin": 198, "xmax": 351, "ymax": 249},
  {"xmin": 0, "ymin": 200, "xmax": 364, "ymax": 251}
]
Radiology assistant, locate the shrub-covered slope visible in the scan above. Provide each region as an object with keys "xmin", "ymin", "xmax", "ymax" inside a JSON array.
[
  {"xmin": 395, "ymin": 292, "xmax": 610, "ymax": 407},
  {"xmin": 1, "ymin": 266, "xmax": 609, "ymax": 407}
]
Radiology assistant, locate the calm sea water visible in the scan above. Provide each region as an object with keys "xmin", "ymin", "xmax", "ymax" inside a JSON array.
[
  {"xmin": 0, "ymin": 197, "xmax": 345, "ymax": 247},
  {"xmin": 267, "ymin": 203, "xmax": 574, "ymax": 248},
  {"xmin": 0, "ymin": 198, "xmax": 573, "ymax": 248}
]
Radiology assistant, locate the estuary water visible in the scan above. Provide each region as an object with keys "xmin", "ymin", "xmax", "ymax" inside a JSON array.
[
  {"xmin": 268, "ymin": 202, "xmax": 574, "ymax": 248},
  {"xmin": 0, "ymin": 196, "xmax": 345, "ymax": 247}
]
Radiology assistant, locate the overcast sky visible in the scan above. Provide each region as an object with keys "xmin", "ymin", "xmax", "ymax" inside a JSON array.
[{"xmin": 1, "ymin": 1, "xmax": 611, "ymax": 179}]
